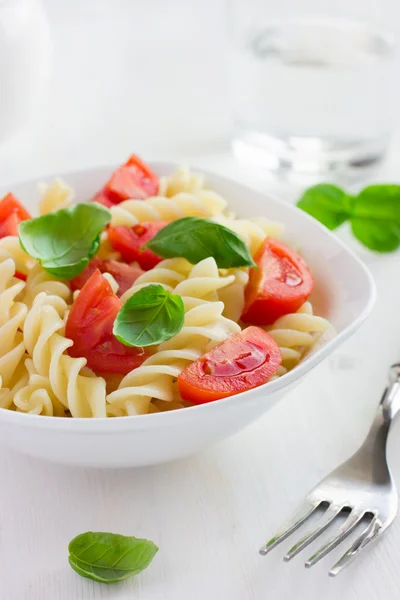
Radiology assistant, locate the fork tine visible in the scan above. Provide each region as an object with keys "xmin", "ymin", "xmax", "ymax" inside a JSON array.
[
  {"xmin": 284, "ymin": 504, "xmax": 342, "ymax": 561},
  {"xmin": 329, "ymin": 517, "xmax": 381, "ymax": 577},
  {"xmin": 259, "ymin": 502, "xmax": 318, "ymax": 556},
  {"xmin": 305, "ymin": 511, "xmax": 364, "ymax": 568}
]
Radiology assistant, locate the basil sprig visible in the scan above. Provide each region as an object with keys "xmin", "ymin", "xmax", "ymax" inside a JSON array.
[
  {"xmin": 68, "ymin": 531, "xmax": 158, "ymax": 584},
  {"xmin": 113, "ymin": 284, "xmax": 184, "ymax": 347},
  {"xmin": 144, "ymin": 216, "xmax": 255, "ymax": 268},
  {"xmin": 19, "ymin": 203, "xmax": 111, "ymax": 279},
  {"xmin": 297, "ymin": 183, "xmax": 400, "ymax": 252}
]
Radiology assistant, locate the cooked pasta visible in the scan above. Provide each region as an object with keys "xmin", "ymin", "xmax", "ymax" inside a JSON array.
[
  {"xmin": 213, "ymin": 215, "xmax": 284, "ymax": 256},
  {"xmin": 110, "ymin": 191, "xmax": 227, "ymax": 228},
  {"xmin": 267, "ymin": 302, "xmax": 331, "ymax": 373},
  {"xmin": 96, "ymin": 231, "xmax": 121, "ymax": 261},
  {"xmin": 0, "ymin": 158, "xmax": 333, "ymax": 418},
  {"xmin": 107, "ymin": 259, "xmax": 240, "ymax": 415},
  {"xmin": 16, "ymin": 293, "xmax": 107, "ymax": 417},
  {"xmin": 0, "ymin": 236, "xmax": 36, "ymax": 276},
  {"xmin": 38, "ymin": 178, "xmax": 75, "ymax": 215},
  {"xmin": 0, "ymin": 251, "xmax": 28, "ymax": 388},
  {"xmin": 120, "ymin": 257, "xmax": 193, "ymax": 300},
  {"xmin": 158, "ymin": 166, "xmax": 205, "ymax": 197},
  {"xmin": 22, "ymin": 262, "xmax": 72, "ymax": 307},
  {"xmin": 217, "ymin": 268, "xmax": 249, "ymax": 322},
  {"xmin": 0, "ymin": 372, "xmax": 29, "ymax": 410}
]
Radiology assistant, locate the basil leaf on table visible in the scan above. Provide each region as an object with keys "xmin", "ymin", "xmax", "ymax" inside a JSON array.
[
  {"xmin": 143, "ymin": 216, "xmax": 255, "ymax": 268},
  {"xmin": 349, "ymin": 185, "xmax": 400, "ymax": 251},
  {"xmin": 19, "ymin": 203, "xmax": 111, "ymax": 279},
  {"xmin": 297, "ymin": 182, "xmax": 400, "ymax": 252},
  {"xmin": 351, "ymin": 218, "xmax": 400, "ymax": 252},
  {"xmin": 113, "ymin": 284, "xmax": 184, "ymax": 347},
  {"xmin": 68, "ymin": 531, "xmax": 158, "ymax": 584},
  {"xmin": 296, "ymin": 184, "xmax": 354, "ymax": 230}
]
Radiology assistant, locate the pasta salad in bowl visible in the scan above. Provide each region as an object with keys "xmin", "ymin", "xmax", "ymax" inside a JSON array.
[{"xmin": 0, "ymin": 157, "xmax": 375, "ymax": 466}]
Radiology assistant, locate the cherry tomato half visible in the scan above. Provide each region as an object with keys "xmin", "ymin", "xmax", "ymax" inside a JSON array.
[
  {"xmin": 178, "ymin": 326, "xmax": 282, "ymax": 404},
  {"xmin": 70, "ymin": 257, "xmax": 143, "ymax": 297},
  {"xmin": 0, "ymin": 193, "xmax": 31, "ymax": 238},
  {"xmin": 92, "ymin": 154, "xmax": 159, "ymax": 207},
  {"xmin": 66, "ymin": 270, "xmax": 149, "ymax": 374},
  {"xmin": 241, "ymin": 238, "xmax": 314, "ymax": 326},
  {"xmin": 108, "ymin": 221, "xmax": 169, "ymax": 271}
]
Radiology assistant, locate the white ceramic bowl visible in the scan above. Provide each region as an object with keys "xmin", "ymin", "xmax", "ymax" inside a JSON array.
[{"xmin": 0, "ymin": 163, "xmax": 375, "ymax": 467}]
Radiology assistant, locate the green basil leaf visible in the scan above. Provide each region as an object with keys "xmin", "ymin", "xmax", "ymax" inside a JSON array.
[
  {"xmin": 19, "ymin": 203, "xmax": 111, "ymax": 280},
  {"xmin": 68, "ymin": 555, "xmax": 135, "ymax": 584},
  {"xmin": 113, "ymin": 284, "xmax": 184, "ymax": 347},
  {"xmin": 68, "ymin": 531, "xmax": 158, "ymax": 584},
  {"xmin": 349, "ymin": 185, "xmax": 400, "ymax": 252},
  {"xmin": 352, "ymin": 185, "xmax": 400, "ymax": 224},
  {"xmin": 144, "ymin": 216, "xmax": 255, "ymax": 268},
  {"xmin": 296, "ymin": 184, "xmax": 354, "ymax": 230},
  {"xmin": 350, "ymin": 217, "xmax": 400, "ymax": 252}
]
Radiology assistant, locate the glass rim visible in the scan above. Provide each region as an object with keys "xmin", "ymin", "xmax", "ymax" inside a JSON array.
[{"xmin": 245, "ymin": 15, "xmax": 396, "ymax": 51}]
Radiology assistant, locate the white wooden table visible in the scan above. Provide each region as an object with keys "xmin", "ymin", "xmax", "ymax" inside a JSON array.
[{"xmin": 1, "ymin": 1, "xmax": 400, "ymax": 598}]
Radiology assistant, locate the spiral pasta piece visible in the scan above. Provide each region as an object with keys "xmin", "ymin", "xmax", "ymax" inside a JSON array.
[
  {"xmin": 267, "ymin": 302, "xmax": 331, "ymax": 373},
  {"xmin": 38, "ymin": 178, "xmax": 75, "ymax": 215},
  {"xmin": 107, "ymin": 259, "xmax": 240, "ymax": 416},
  {"xmin": 96, "ymin": 231, "xmax": 121, "ymax": 261},
  {"xmin": 18, "ymin": 293, "xmax": 106, "ymax": 417},
  {"xmin": 158, "ymin": 166, "xmax": 205, "ymax": 197},
  {"xmin": 0, "ymin": 370, "xmax": 29, "ymax": 410},
  {"xmin": 0, "ymin": 236, "xmax": 36, "ymax": 276},
  {"xmin": 217, "ymin": 268, "xmax": 249, "ymax": 322},
  {"xmin": 110, "ymin": 190, "xmax": 227, "ymax": 228},
  {"xmin": 120, "ymin": 257, "xmax": 193, "ymax": 301},
  {"xmin": 0, "ymin": 251, "xmax": 28, "ymax": 387},
  {"xmin": 22, "ymin": 263, "xmax": 72, "ymax": 307},
  {"xmin": 213, "ymin": 215, "xmax": 283, "ymax": 256},
  {"xmin": 13, "ymin": 373, "xmax": 65, "ymax": 416}
]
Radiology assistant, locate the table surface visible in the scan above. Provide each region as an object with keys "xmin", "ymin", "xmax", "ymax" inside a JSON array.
[{"xmin": 1, "ymin": 1, "xmax": 400, "ymax": 599}]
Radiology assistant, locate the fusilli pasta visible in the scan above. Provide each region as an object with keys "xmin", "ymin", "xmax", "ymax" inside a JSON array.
[
  {"xmin": 107, "ymin": 258, "xmax": 239, "ymax": 415},
  {"xmin": 120, "ymin": 257, "xmax": 193, "ymax": 300},
  {"xmin": 22, "ymin": 263, "xmax": 72, "ymax": 307},
  {"xmin": 38, "ymin": 178, "xmax": 75, "ymax": 215},
  {"xmin": 267, "ymin": 302, "xmax": 331, "ymax": 374},
  {"xmin": 158, "ymin": 166, "xmax": 205, "ymax": 197},
  {"xmin": 0, "ymin": 236, "xmax": 36, "ymax": 276},
  {"xmin": 0, "ymin": 162, "xmax": 333, "ymax": 419},
  {"xmin": 16, "ymin": 293, "xmax": 107, "ymax": 417},
  {"xmin": 213, "ymin": 215, "xmax": 284, "ymax": 256},
  {"xmin": 110, "ymin": 190, "xmax": 227, "ymax": 228},
  {"xmin": 0, "ymin": 251, "xmax": 28, "ymax": 388}
]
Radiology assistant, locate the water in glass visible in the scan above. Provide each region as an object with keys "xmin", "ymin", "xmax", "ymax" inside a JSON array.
[{"xmin": 231, "ymin": 19, "xmax": 395, "ymax": 179}]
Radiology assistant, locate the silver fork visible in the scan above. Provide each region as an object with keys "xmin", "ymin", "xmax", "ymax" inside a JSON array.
[{"xmin": 260, "ymin": 363, "xmax": 400, "ymax": 576}]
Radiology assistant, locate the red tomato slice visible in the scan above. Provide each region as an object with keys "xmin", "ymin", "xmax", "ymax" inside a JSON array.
[
  {"xmin": 178, "ymin": 326, "xmax": 281, "ymax": 404},
  {"xmin": 241, "ymin": 238, "xmax": 314, "ymax": 326},
  {"xmin": 91, "ymin": 154, "xmax": 159, "ymax": 207},
  {"xmin": 70, "ymin": 257, "xmax": 143, "ymax": 297},
  {"xmin": 66, "ymin": 270, "xmax": 149, "ymax": 374},
  {"xmin": 0, "ymin": 193, "xmax": 31, "ymax": 222},
  {"xmin": 92, "ymin": 190, "xmax": 114, "ymax": 208},
  {"xmin": 0, "ymin": 212, "xmax": 20, "ymax": 237},
  {"xmin": 108, "ymin": 221, "xmax": 169, "ymax": 271},
  {"xmin": 15, "ymin": 271, "xmax": 27, "ymax": 281},
  {"xmin": 0, "ymin": 193, "xmax": 31, "ymax": 239},
  {"xmin": 125, "ymin": 155, "xmax": 159, "ymax": 196}
]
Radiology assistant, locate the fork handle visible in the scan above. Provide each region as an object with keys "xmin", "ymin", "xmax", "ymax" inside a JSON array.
[
  {"xmin": 382, "ymin": 363, "xmax": 400, "ymax": 422},
  {"xmin": 351, "ymin": 364, "xmax": 400, "ymax": 471}
]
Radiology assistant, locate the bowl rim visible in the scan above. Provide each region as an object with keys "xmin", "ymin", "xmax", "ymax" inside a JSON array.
[{"xmin": 0, "ymin": 162, "xmax": 376, "ymax": 431}]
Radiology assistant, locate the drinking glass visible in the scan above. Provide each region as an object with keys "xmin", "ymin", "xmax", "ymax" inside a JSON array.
[{"xmin": 228, "ymin": 11, "xmax": 395, "ymax": 180}]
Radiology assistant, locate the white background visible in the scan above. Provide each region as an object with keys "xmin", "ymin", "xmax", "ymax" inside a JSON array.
[{"xmin": 1, "ymin": 1, "xmax": 400, "ymax": 599}]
